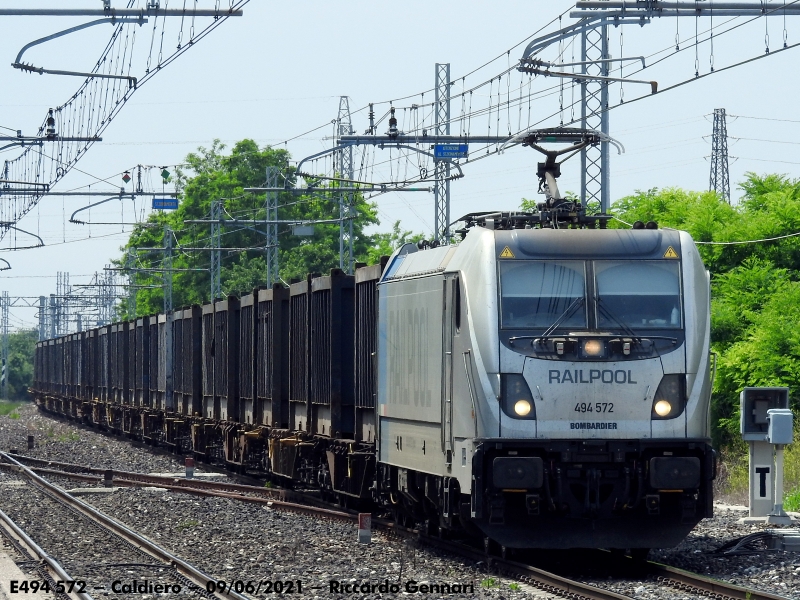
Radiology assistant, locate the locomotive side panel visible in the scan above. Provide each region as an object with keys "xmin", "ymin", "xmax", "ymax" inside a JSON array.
[
  {"xmin": 679, "ymin": 230, "xmax": 713, "ymax": 439},
  {"xmin": 378, "ymin": 270, "xmax": 447, "ymax": 475}
]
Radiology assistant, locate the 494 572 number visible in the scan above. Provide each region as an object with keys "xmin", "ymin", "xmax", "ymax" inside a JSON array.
[{"xmin": 574, "ymin": 402, "xmax": 614, "ymax": 413}]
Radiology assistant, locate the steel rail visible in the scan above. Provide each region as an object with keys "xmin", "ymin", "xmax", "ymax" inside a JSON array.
[
  {"xmin": 0, "ymin": 451, "xmax": 251, "ymax": 600},
  {"xmin": 0, "ymin": 462, "xmax": 354, "ymax": 519},
  {"xmin": 646, "ymin": 562, "xmax": 790, "ymax": 600},
  {"xmin": 1, "ymin": 453, "xmax": 353, "ymax": 513},
  {"xmin": 0, "ymin": 508, "xmax": 94, "ymax": 600}
]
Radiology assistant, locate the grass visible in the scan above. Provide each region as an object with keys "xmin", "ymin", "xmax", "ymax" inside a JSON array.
[
  {"xmin": 785, "ymin": 488, "xmax": 800, "ymax": 512},
  {"xmin": 0, "ymin": 401, "xmax": 22, "ymax": 416},
  {"xmin": 481, "ymin": 578, "xmax": 499, "ymax": 589},
  {"xmin": 509, "ymin": 582, "xmax": 521, "ymax": 591},
  {"xmin": 177, "ymin": 519, "xmax": 199, "ymax": 530},
  {"xmin": 56, "ymin": 432, "xmax": 80, "ymax": 443}
]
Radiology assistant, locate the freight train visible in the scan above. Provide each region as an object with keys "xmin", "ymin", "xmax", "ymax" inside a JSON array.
[{"xmin": 31, "ymin": 135, "xmax": 716, "ymax": 551}]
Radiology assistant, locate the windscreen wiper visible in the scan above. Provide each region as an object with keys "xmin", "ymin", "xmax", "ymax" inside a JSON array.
[
  {"xmin": 508, "ymin": 297, "xmax": 585, "ymax": 345},
  {"xmin": 596, "ymin": 298, "xmax": 640, "ymax": 341},
  {"xmin": 535, "ymin": 296, "xmax": 585, "ymax": 343},
  {"xmin": 596, "ymin": 299, "xmax": 678, "ymax": 345}
]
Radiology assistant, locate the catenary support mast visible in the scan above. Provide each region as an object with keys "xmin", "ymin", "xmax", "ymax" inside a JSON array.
[{"xmin": 710, "ymin": 108, "xmax": 731, "ymax": 203}]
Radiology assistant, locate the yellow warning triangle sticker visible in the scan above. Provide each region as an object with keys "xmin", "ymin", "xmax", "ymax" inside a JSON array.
[
  {"xmin": 663, "ymin": 246, "xmax": 679, "ymax": 259},
  {"xmin": 499, "ymin": 246, "xmax": 515, "ymax": 259}
]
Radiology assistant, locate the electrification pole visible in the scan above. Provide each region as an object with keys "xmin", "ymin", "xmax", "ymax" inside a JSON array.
[
  {"xmin": 337, "ymin": 96, "xmax": 355, "ymax": 273},
  {"xmin": 265, "ymin": 166, "xmax": 280, "ymax": 286},
  {"xmin": 127, "ymin": 251, "xmax": 137, "ymax": 318},
  {"xmin": 49, "ymin": 294, "xmax": 56, "ymax": 338},
  {"xmin": 1, "ymin": 291, "xmax": 8, "ymax": 400},
  {"xmin": 710, "ymin": 108, "xmax": 731, "ymax": 204},
  {"xmin": 56, "ymin": 271, "xmax": 69, "ymax": 336},
  {"xmin": 163, "ymin": 225, "xmax": 173, "ymax": 313},
  {"xmin": 210, "ymin": 200, "xmax": 222, "ymax": 302},
  {"xmin": 580, "ymin": 21, "xmax": 610, "ymax": 212},
  {"xmin": 434, "ymin": 63, "xmax": 451, "ymax": 243},
  {"xmin": 162, "ymin": 225, "xmax": 174, "ymax": 410},
  {"xmin": 38, "ymin": 296, "xmax": 46, "ymax": 341}
]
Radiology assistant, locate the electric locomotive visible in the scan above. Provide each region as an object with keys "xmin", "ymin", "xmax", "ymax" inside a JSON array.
[{"xmin": 375, "ymin": 130, "xmax": 715, "ymax": 549}]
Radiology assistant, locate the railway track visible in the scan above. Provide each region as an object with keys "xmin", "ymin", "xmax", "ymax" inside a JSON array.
[
  {"xmin": 2, "ymin": 451, "xmax": 792, "ymax": 600},
  {"xmin": 1, "ymin": 452, "xmax": 352, "ymax": 520},
  {"xmin": 0, "ymin": 506, "xmax": 91, "ymax": 600},
  {"xmin": 0, "ymin": 451, "xmax": 249, "ymax": 600}
]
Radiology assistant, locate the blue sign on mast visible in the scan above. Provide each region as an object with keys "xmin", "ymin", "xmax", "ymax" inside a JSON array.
[
  {"xmin": 433, "ymin": 144, "xmax": 469, "ymax": 160},
  {"xmin": 152, "ymin": 198, "xmax": 178, "ymax": 210}
]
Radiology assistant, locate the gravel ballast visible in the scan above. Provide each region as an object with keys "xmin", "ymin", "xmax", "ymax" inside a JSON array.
[
  {"xmin": 2, "ymin": 402, "xmax": 799, "ymax": 599},
  {"xmin": 1, "ymin": 405, "xmax": 532, "ymax": 599}
]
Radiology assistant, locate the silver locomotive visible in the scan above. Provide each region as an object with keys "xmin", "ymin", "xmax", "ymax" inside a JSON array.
[{"xmin": 376, "ymin": 132, "xmax": 714, "ymax": 550}]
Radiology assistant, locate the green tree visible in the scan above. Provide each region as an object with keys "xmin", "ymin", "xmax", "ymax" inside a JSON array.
[
  {"xmin": 611, "ymin": 176, "xmax": 800, "ymax": 446},
  {"xmin": 6, "ymin": 330, "xmax": 37, "ymax": 400},
  {"xmin": 117, "ymin": 140, "xmax": 391, "ymax": 316},
  {"xmin": 365, "ymin": 220, "xmax": 424, "ymax": 265}
]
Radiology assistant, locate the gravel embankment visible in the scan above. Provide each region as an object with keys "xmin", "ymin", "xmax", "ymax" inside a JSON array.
[
  {"xmin": 0, "ymin": 469, "xmax": 204, "ymax": 598},
  {"xmin": 0, "ymin": 403, "xmax": 197, "ymax": 475},
  {"xmin": 2, "ymin": 402, "xmax": 799, "ymax": 599},
  {"xmin": 1, "ymin": 404, "xmax": 533, "ymax": 599}
]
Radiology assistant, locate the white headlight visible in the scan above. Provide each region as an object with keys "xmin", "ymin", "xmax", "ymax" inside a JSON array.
[
  {"xmin": 654, "ymin": 400, "xmax": 672, "ymax": 417},
  {"xmin": 514, "ymin": 400, "xmax": 532, "ymax": 416}
]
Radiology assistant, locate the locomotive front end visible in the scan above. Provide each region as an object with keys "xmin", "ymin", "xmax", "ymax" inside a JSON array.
[{"xmin": 469, "ymin": 226, "xmax": 715, "ymax": 549}]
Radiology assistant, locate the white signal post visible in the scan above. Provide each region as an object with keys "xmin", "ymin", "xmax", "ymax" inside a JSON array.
[{"xmin": 739, "ymin": 388, "xmax": 796, "ymax": 525}]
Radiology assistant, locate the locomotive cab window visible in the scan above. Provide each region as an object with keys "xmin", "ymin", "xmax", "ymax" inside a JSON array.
[
  {"xmin": 499, "ymin": 261, "xmax": 586, "ymax": 329},
  {"xmin": 594, "ymin": 261, "xmax": 682, "ymax": 329}
]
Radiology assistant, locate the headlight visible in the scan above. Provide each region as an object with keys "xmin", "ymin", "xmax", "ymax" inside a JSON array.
[
  {"xmin": 501, "ymin": 374, "xmax": 536, "ymax": 420},
  {"xmin": 651, "ymin": 374, "xmax": 685, "ymax": 420},
  {"xmin": 653, "ymin": 400, "xmax": 672, "ymax": 417},
  {"xmin": 581, "ymin": 339, "xmax": 605, "ymax": 358},
  {"xmin": 514, "ymin": 400, "xmax": 532, "ymax": 416}
]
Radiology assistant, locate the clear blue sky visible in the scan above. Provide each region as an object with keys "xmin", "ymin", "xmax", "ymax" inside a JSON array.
[{"xmin": 2, "ymin": 1, "xmax": 799, "ymax": 329}]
